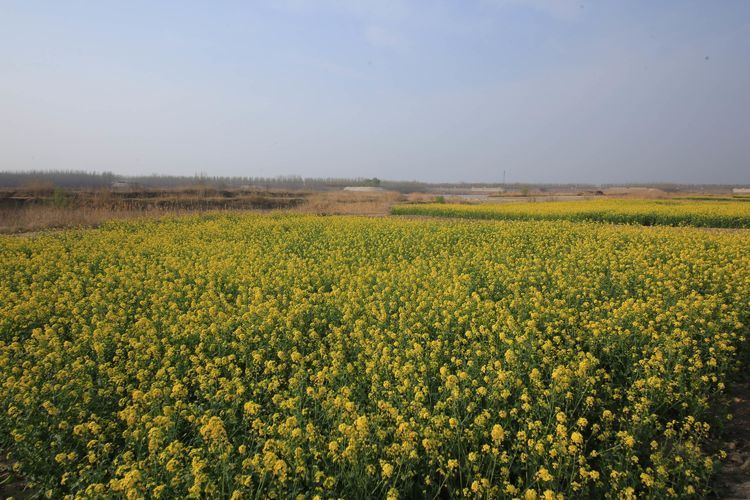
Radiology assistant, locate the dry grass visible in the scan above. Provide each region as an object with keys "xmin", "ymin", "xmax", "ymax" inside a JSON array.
[
  {"xmin": 0, "ymin": 191, "xmax": 408, "ymax": 233},
  {"xmin": 1, "ymin": 191, "xmax": 418, "ymax": 233},
  {"xmin": 297, "ymin": 191, "xmax": 406, "ymax": 216},
  {"xmin": 0, "ymin": 186, "xmax": 308, "ymax": 234},
  {"xmin": 0, "ymin": 206, "xmax": 194, "ymax": 235}
]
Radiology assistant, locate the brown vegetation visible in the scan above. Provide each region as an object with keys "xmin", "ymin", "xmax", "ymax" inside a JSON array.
[
  {"xmin": 0, "ymin": 186, "xmax": 305, "ymax": 210},
  {"xmin": 0, "ymin": 187, "xmax": 307, "ymax": 234},
  {"xmin": 0, "ymin": 206, "xmax": 187, "ymax": 234},
  {"xmin": 295, "ymin": 190, "xmax": 465, "ymax": 215},
  {"xmin": 0, "ymin": 187, "xmax": 422, "ymax": 233},
  {"xmin": 296, "ymin": 190, "xmax": 404, "ymax": 216}
]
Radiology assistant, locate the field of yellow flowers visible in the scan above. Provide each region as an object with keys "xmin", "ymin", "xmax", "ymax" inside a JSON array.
[
  {"xmin": 1, "ymin": 214, "xmax": 749, "ymax": 498},
  {"xmin": 391, "ymin": 199, "xmax": 750, "ymax": 228}
]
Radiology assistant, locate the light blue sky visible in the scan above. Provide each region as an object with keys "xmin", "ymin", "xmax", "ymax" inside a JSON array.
[{"xmin": 2, "ymin": 1, "xmax": 749, "ymax": 183}]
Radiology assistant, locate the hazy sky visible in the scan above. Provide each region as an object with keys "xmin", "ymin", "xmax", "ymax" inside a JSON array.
[{"xmin": 2, "ymin": 1, "xmax": 749, "ymax": 183}]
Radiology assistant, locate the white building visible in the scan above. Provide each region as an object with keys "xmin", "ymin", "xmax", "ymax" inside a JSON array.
[
  {"xmin": 111, "ymin": 181, "xmax": 132, "ymax": 192},
  {"xmin": 343, "ymin": 186, "xmax": 385, "ymax": 192}
]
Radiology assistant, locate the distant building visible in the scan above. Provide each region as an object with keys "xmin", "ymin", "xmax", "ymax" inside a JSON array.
[
  {"xmin": 732, "ymin": 188, "xmax": 750, "ymax": 194},
  {"xmin": 343, "ymin": 186, "xmax": 385, "ymax": 192},
  {"xmin": 111, "ymin": 181, "xmax": 132, "ymax": 192}
]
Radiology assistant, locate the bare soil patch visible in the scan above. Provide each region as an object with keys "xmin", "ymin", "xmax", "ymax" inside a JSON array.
[
  {"xmin": 713, "ymin": 382, "xmax": 750, "ymax": 499},
  {"xmin": 0, "ymin": 451, "xmax": 33, "ymax": 499},
  {"xmin": 296, "ymin": 190, "xmax": 405, "ymax": 216}
]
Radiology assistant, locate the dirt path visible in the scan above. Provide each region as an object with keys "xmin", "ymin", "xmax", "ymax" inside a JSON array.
[
  {"xmin": 0, "ymin": 451, "xmax": 32, "ymax": 499},
  {"xmin": 714, "ymin": 382, "xmax": 750, "ymax": 499}
]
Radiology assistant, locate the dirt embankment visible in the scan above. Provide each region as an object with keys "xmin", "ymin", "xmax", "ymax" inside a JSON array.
[{"xmin": 0, "ymin": 187, "xmax": 305, "ymax": 211}]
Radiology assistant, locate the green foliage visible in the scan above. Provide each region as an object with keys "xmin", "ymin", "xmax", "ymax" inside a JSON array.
[{"xmin": 51, "ymin": 187, "xmax": 70, "ymax": 208}]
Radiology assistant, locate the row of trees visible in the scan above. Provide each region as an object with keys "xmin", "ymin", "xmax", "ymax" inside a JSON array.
[
  {"xmin": 0, "ymin": 170, "xmax": 118, "ymax": 188},
  {"xmin": 0, "ymin": 171, "xmax": 405, "ymax": 191},
  {"xmin": 3, "ymin": 170, "xmax": 742, "ymax": 193}
]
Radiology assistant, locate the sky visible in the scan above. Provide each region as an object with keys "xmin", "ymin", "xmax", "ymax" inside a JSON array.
[{"xmin": 1, "ymin": 1, "xmax": 749, "ymax": 184}]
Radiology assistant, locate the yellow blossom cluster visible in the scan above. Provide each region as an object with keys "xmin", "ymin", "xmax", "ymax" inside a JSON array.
[
  {"xmin": 392, "ymin": 199, "xmax": 750, "ymax": 228},
  {"xmin": 0, "ymin": 214, "xmax": 748, "ymax": 498}
]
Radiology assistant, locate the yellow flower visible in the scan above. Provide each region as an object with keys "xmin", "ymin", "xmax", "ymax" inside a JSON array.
[
  {"xmin": 199, "ymin": 416, "xmax": 228, "ymax": 445},
  {"xmin": 537, "ymin": 468, "xmax": 553, "ymax": 482},
  {"xmin": 3, "ymin": 212, "xmax": 748, "ymax": 498},
  {"xmin": 623, "ymin": 435, "xmax": 636, "ymax": 448},
  {"xmin": 641, "ymin": 472, "xmax": 654, "ymax": 487},
  {"xmin": 491, "ymin": 424, "xmax": 505, "ymax": 443},
  {"xmin": 381, "ymin": 462, "xmax": 394, "ymax": 479},
  {"xmin": 570, "ymin": 432, "xmax": 584, "ymax": 445},
  {"xmin": 355, "ymin": 415, "xmax": 368, "ymax": 433}
]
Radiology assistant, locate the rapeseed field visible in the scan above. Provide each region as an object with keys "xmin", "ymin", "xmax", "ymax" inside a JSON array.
[
  {"xmin": 1, "ymin": 214, "xmax": 748, "ymax": 498},
  {"xmin": 391, "ymin": 199, "xmax": 750, "ymax": 228}
]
